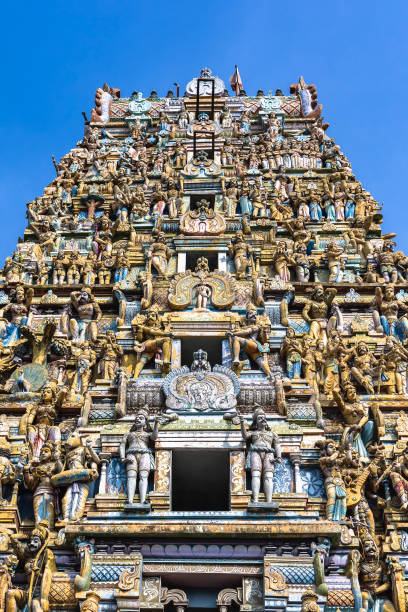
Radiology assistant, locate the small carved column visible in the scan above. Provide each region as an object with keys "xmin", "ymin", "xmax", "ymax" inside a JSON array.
[
  {"xmin": 230, "ymin": 450, "xmax": 250, "ymax": 510},
  {"xmin": 264, "ymin": 547, "xmax": 288, "ymax": 612},
  {"xmin": 98, "ymin": 460, "xmax": 108, "ymax": 495},
  {"xmin": 177, "ymin": 252, "xmax": 186, "ymax": 273},
  {"xmin": 289, "ymin": 453, "xmax": 303, "ymax": 493},
  {"xmin": 150, "ymin": 450, "xmax": 171, "ymax": 512},
  {"xmin": 218, "ymin": 252, "xmax": 227, "ymax": 272},
  {"xmin": 115, "ymin": 549, "xmax": 143, "ymax": 612}
]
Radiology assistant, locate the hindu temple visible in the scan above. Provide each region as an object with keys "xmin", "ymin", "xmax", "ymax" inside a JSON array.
[{"xmin": 0, "ymin": 66, "xmax": 407, "ymax": 612}]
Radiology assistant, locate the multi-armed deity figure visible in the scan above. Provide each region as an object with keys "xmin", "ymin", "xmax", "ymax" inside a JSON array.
[
  {"xmin": 226, "ymin": 303, "xmax": 272, "ymax": 379},
  {"xmin": 119, "ymin": 407, "xmax": 161, "ymax": 505},
  {"xmin": 7, "ymin": 520, "xmax": 54, "ymax": 612},
  {"xmin": 228, "ymin": 230, "xmax": 253, "ymax": 279},
  {"xmin": 61, "ymin": 286, "xmax": 102, "ymax": 343},
  {"xmin": 19, "ymin": 380, "xmax": 65, "ymax": 457},
  {"xmin": 239, "ymin": 406, "xmax": 281, "ymax": 504},
  {"xmin": 131, "ymin": 305, "xmax": 173, "ymax": 377}
]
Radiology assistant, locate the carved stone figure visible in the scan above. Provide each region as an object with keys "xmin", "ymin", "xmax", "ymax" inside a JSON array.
[
  {"xmin": 240, "ymin": 407, "xmax": 282, "ymax": 503},
  {"xmin": 131, "ymin": 306, "xmax": 173, "ymax": 377},
  {"xmin": 228, "ymin": 231, "xmax": 253, "ymax": 279},
  {"xmin": 226, "ymin": 303, "xmax": 272, "ymax": 379},
  {"xmin": 98, "ymin": 331, "xmax": 123, "ymax": 380},
  {"xmin": 119, "ymin": 408, "xmax": 159, "ymax": 505},
  {"xmin": 7, "ymin": 521, "xmax": 55, "ymax": 612},
  {"xmin": 316, "ymin": 439, "xmax": 346, "ymax": 521},
  {"xmin": 52, "ymin": 434, "xmax": 100, "ymax": 522},
  {"xmin": 62, "ymin": 287, "xmax": 102, "ymax": 343},
  {"xmin": 147, "ymin": 232, "xmax": 171, "ymax": 278}
]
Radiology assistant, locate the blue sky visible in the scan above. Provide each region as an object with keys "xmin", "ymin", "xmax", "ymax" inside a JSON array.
[{"xmin": 0, "ymin": 0, "xmax": 407, "ymax": 265}]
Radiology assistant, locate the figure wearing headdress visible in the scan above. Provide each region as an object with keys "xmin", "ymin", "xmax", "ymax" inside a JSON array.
[
  {"xmin": 119, "ymin": 407, "xmax": 161, "ymax": 505},
  {"xmin": 226, "ymin": 303, "xmax": 272, "ymax": 379},
  {"xmin": 239, "ymin": 407, "xmax": 281, "ymax": 503}
]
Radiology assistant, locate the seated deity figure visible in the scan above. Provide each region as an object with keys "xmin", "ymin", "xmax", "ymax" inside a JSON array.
[
  {"xmin": 373, "ymin": 285, "xmax": 408, "ymax": 341},
  {"xmin": 61, "ymin": 287, "xmax": 102, "ymax": 343},
  {"xmin": 131, "ymin": 305, "xmax": 173, "ymax": 378},
  {"xmin": 0, "ymin": 285, "xmax": 33, "ymax": 347},
  {"xmin": 119, "ymin": 407, "xmax": 160, "ymax": 505},
  {"xmin": 226, "ymin": 303, "xmax": 272, "ymax": 379},
  {"xmin": 239, "ymin": 407, "xmax": 282, "ymax": 503}
]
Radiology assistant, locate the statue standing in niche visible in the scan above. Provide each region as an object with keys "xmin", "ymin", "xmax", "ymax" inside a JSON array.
[
  {"xmin": 61, "ymin": 287, "xmax": 102, "ymax": 343},
  {"xmin": 119, "ymin": 407, "xmax": 161, "ymax": 505},
  {"xmin": 226, "ymin": 303, "xmax": 272, "ymax": 380},
  {"xmin": 131, "ymin": 305, "xmax": 173, "ymax": 378},
  {"xmin": 228, "ymin": 231, "xmax": 253, "ymax": 279},
  {"xmin": 239, "ymin": 407, "xmax": 281, "ymax": 504},
  {"xmin": 19, "ymin": 381, "xmax": 66, "ymax": 457},
  {"xmin": 147, "ymin": 232, "xmax": 172, "ymax": 278}
]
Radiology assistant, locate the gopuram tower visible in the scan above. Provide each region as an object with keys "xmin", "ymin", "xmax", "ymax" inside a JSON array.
[{"xmin": 0, "ymin": 67, "xmax": 407, "ymax": 612}]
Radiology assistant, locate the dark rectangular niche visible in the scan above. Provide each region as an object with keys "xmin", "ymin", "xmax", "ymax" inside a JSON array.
[
  {"xmin": 172, "ymin": 450, "xmax": 230, "ymax": 511},
  {"xmin": 185, "ymin": 251, "xmax": 218, "ymax": 272},
  {"xmin": 180, "ymin": 337, "xmax": 222, "ymax": 368},
  {"xmin": 190, "ymin": 194, "xmax": 216, "ymax": 209}
]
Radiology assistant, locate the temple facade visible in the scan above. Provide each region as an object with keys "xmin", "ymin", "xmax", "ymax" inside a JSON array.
[{"xmin": 0, "ymin": 67, "xmax": 407, "ymax": 612}]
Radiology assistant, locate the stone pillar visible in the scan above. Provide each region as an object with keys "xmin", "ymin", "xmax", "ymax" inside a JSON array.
[
  {"xmin": 218, "ymin": 251, "xmax": 227, "ymax": 272},
  {"xmin": 230, "ymin": 450, "xmax": 250, "ymax": 511},
  {"xmin": 98, "ymin": 460, "xmax": 108, "ymax": 495},
  {"xmin": 115, "ymin": 550, "xmax": 143, "ymax": 612},
  {"xmin": 177, "ymin": 252, "xmax": 186, "ymax": 273},
  {"xmin": 264, "ymin": 548, "xmax": 288, "ymax": 612},
  {"xmin": 290, "ymin": 453, "xmax": 302, "ymax": 494},
  {"xmin": 150, "ymin": 450, "xmax": 171, "ymax": 511}
]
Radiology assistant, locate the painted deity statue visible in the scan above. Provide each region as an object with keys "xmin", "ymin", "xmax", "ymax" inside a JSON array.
[
  {"xmin": 334, "ymin": 384, "xmax": 373, "ymax": 461},
  {"xmin": 302, "ymin": 284, "xmax": 338, "ymax": 342},
  {"xmin": 119, "ymin": 408, "xmax": 160, "ymax": 505},
  {"xmin": 23, "ymin": 442, "xmax": 63, "ymax": 529},
  {"xmin": 226, "ymin": 303, "xmax": 272, "ymax": 379},
  {"xmin": 61, "ymin": 287, "xmax": 102, "ymax": 343},
  {"xmin": 0, "ymin": 285, "xmax": 33, "ymax": 347},
  {"xmin": 7, "ymin": 521, "xmax": 55, "ymax": 612},
  {"xmin": 131, "ymin": 305, "xmax": 173, "ymax": 378},
  {"xmin": 316, "ymin": 439, "xmax": 346, "ymax": 521},
  {"xmin": 52, "ymin": 434, "xmax": 100, "ymax": 522},
  {"xmin": 147, "ymin": 232, "xmax": 172, "ymax": 278},
  {"xmin": 19, "ymin": 381, "xmax": 64, "ymax": 458},
  {"xmin": 228, "ymin": 231, "xmax": 253, "ymax": 280},
  {"xmin": 373, "ymin": 285, "xmax": 408, "ymax": 341},
  {"xmin": 239, "ymin": 407, "xmax": 282, "ymax": 503}
]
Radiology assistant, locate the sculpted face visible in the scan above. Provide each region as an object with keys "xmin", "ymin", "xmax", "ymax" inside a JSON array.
[
  {"xmin": 15, "ymin": 287, "xmax": 25, "ymax": 303},
  {"xmin": 41, "ymin": 386, "xmax": 54, "ymax": 403},
  {"xmin": 346, "ymin": 387, "xmax": 357, "ymax": 402},
  {"xmin": 28, "ymin": 534, "xmax": 43, "ymax": 554},
  {"xmin": 385, "ymin": 286, "xmax": 394, "ymax": 300},
  {"xmin": 247, "ymin": 310, "xmax": 257, "ymax": 324},
  {"xmin": 256, "ymin": 413, "xmax": 267, "ymax": 429},
  {"xmin": 134, "ymin": 413, "xmax": 147, "ymax": 428},
  {"xmin": 79, "ymin": 291, "xmax": 90, "ymax": 304}
]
